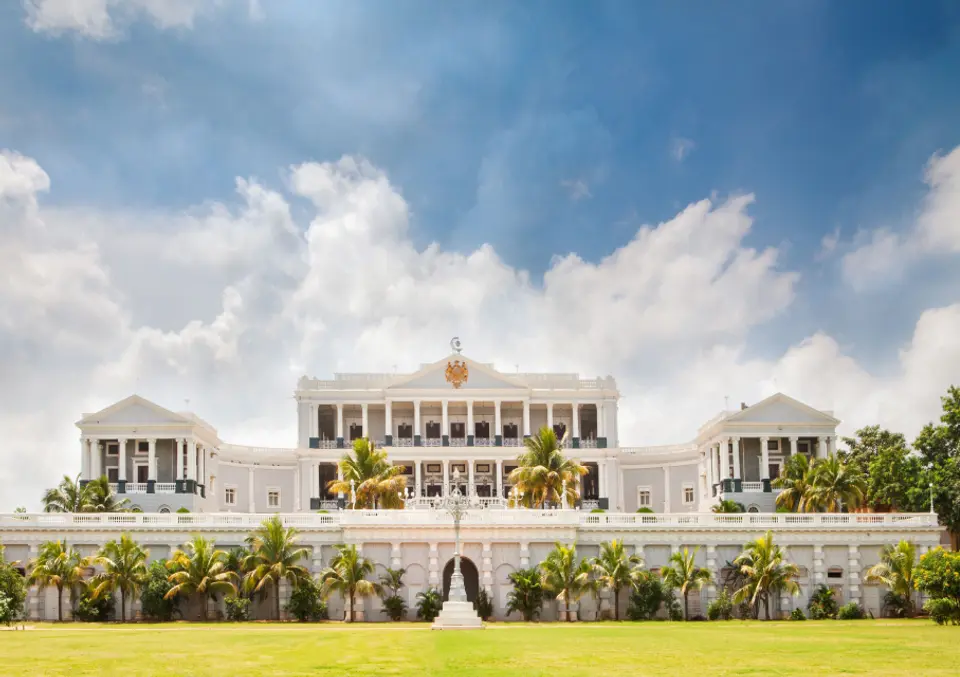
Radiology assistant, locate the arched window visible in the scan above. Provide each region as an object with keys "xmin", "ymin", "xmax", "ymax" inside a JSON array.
[
  {"xmin": 158, "ymin": 506, "xmax": 171, "ymax": 514},
  {"xmin": 130, "ymin": 505, "xmax": 142, "ymax": 513},
  {"xmin": 747, "ymin": 505, "xmax": 760, "ymax": 513}
]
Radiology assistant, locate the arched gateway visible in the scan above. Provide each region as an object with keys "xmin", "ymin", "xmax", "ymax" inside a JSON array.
[{"xmin": 442, "ymin": 557, "xmax": 479, "ymax": 602}]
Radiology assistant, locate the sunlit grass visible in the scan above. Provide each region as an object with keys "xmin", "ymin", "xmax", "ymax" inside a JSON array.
[{"xmin": 0, "ymin": 619, "xmax": 954, "ymax": 676}]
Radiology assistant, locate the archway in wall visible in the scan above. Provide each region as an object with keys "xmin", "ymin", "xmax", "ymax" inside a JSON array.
[{"xmin": 442, "ymin": 557, "xmax": 479, "ymax": 603}]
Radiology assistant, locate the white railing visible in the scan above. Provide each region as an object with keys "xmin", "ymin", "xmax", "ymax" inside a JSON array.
[
  {"xmin": 126, "ymin": 483, "xmax": 148, "ymax": 494},
  {"xmin": 155, "ymin": 483, "xmax": 177, "ymax": 494},
  {"xmin": 474, "ymin": 438, "xmax": 493, "ymax": 447},
  {"xmin": 502, "ymin": 438, "xmax": 522, "ymax": 447},
  {"xmin": 742, "ymin": 481, "xmax": 764, "ymax": 492},
  {"xmin": 579, "ymin": 439, "xmax": 598, "ymax": 449},
  {"xmin": 317, "ymin": 440, "xmax": 339, "ymax": 449},
  {"xmin": 393, "ymin": 438, "xmax": 414, "ymax": 447},
  {"xmin": 449, "ymin": 438, "xmax": 467, "ymax": 447},
  {"xmin": 424, "ymin": 438, "xmax": 442, "ymax": 447},
  {"xmin": 0, "ymin": 511, "xmax": 939, "ymax": 531}
]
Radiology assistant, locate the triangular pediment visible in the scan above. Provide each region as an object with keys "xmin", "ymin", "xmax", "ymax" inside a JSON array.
[
  {"xmin": 77, "ymin": 395, "xmax": 191, "ymax": 426},
  {"xmin": 726, "ymin": 393, "xmax": 839, "ymax": 425},
  {"xmin": 387, "ymin": 354, "xmax": 527, "ymax": 391}
]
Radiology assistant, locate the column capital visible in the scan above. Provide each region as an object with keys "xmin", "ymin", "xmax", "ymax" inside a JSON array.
[
  {"xmin": 729, "ymin": 435, "xmax": 740, "ymax": 442},
  {"xmin": 175, "ymin": 437, "xmax": 184, "ymax": 443},
  {"xmin": 788, "ymin": 435, "xmax": 798, "ymax": 442},
  {"xmin": 759, "ymin": 435, "xmax": 769, "ymax": 442},
  {"xmin": 146, "ymin": 437, "xmax": 157, "ymax": 444}
]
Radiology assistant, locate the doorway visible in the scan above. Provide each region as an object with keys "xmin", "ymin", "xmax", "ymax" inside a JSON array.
[{"xmin": 442, "ymin": 556, "xmax": 479, "ymax": 603}]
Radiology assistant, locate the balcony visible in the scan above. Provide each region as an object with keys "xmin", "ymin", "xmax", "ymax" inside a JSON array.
[{"xmin": 107, "ymin": 482, "xmax": 198, "ymax": 495}]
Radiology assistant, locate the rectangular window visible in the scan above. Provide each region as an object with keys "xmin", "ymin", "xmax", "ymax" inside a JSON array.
[
  {"xmin": 267, "ymin": 489, "xmax": 280, "ymax": 509},
  {"xmin": 107, "ymin": 467, "xmax": 119, "ymax": 483},
  {"xmin": 767, "ymin": 438, "xmax": 780, "ymax": 452},
  {"xmin": 137, "ymin": 441, "xmax": 149, "ymax": 454},
  {"xmin": 637, "ymin": 488, "xmax": 651, "ymax": 507},
  {"xmin": 682, "ymin": 484, "xmax": 695, "ymax": 505},
  {"xmin": 797, "ymin": 440, "xmax": 811, "ymax": 454},
  {"xmin": 224, "ymin": 487, "xmax": 236, "ymax": 506},
  {"xmin": 106, "ymin": 442, "xmax": 119, "ymax": 456}
]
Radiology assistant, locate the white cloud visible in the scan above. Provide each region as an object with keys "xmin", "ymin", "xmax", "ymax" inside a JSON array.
[
  {"xmin": 23, "ymin": 0, "xmax": 251, "ymax": 39},
  {"xmin": 842, "ymin": 145, "xmax": 960, "ymax": 291},
  {"xmin": 671, "ymin": 137, "xmax": 696, "ymax": 162},
  {"xmin": 560, "ymin": 178, "xmax": 592, "ymax": 201},
  {"xmin": 1, "ymin": 148, "xmax": 959, "ymax": 510}
]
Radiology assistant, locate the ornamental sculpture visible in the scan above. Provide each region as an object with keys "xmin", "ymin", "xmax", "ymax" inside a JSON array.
[{"xmin": 445, "ymin": 359, "xmax": 469, "ymax": 389}]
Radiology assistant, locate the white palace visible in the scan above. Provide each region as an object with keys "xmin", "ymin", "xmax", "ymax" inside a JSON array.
[{"xmin": 0, "ymin": 348, "xmax": 943, "ymax": 621}]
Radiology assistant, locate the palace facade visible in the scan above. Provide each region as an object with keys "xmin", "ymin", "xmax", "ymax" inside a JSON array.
[{"xmin": 0, "ymin": 350, "xmax": 943, "ymax": 622}]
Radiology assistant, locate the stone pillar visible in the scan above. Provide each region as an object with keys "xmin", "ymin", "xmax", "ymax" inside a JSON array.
[
  {"xmin": 789, "ymin": 436, "xmax": 797, "ymax": 458},
  {"xmin": 248, "ymin": 466, "xmax": 256, "ymax": 512},
  {"xmin": 27, "ymin": 542, "xmax": 39, "ymax": 620},
  {"xmin": 428, "ymin": 543, "xmax": 440, "ymax": 586},
  {"xmin": 760, "ymin": 436, "xmax": 771, "ymax": 492},
  {"xmin": 813, "ymin": 545, "xmax": 825, "ymax": 586},
  {"xmin": 494, "ymin": 399, "xmax": 502, "ymax": 445},
  {"xmin": 519, "ymin": 542, "xmax": 530, "ymax": 568},
  {"xmin": 312, "ymin": 547, "xmax": 324, "ymax": 574},
  {"xmin": 414, "ymin": 400, "xmax": 422, "ymax": 445},
  {"xmin": 848, "ymin": 544, "xmax": 861, "ymax": 602},
  {"xmin": 597, "ymin": 402, "xmax": 606, "ymax": 439},
  {"xmin": 827, "ymin": 436, "xmax": 835, "ymax": 457},
  {"xmin": 361, "ymin": 403, "xmax": 369, "ymax": 439},
  {"xmin": 80, "ymin": 437, "xmax": 90, "ymax": 480},
  {"xmin": 715, "ymin": 442, "xmax": 723, "ymax": 480},
  {"xmin": 466, "ymin": 399, "xmax": 474, "ymax": 446},
  {"xmin": 294, "ymin": 461, "xmax": 301, "ymax": 511},
  {"xmin": 522, "ymin": 400, "xmax": 531, "ymax": 437},
  {"xmin": 817, "ymin": 436, "xmax": 826, "ymax": 459},
  {"xmin": 441, "ymin": 400, "xmax": 449, "ymax": 444},
  {"xmin": 442, "ymin": 459, "xmax": 450, "ymax": 496},
  {"xmin": 468, "ymin": 460, "xmax": 475, "ymax": 497},
  {"xmin": 414, "ymin": 460, "xmax": 422, "ymax": 498},
  {"xmin": 572, "ymin": 402, "xmax": 580, "ymax": 446},
  {"xmin": 117, "ymin": 437, "xmax": 128, "ymax": 482},
  {"xmin": 187, "ymin": 439, "xmax": 197, "ymax": 482},
  {"xmin": 147, "ymin": 438, "xmax": 157, "ymax": 485},
  {"xmin": 730, "ymin": 437, "xmax": 741, "ymax": 489},
  {"xmin": 310, "ymin": 463, "xmax": 319, "ymax": 500},
  {"xmin": 390, "ymin": 543, "xmax": 403, "ymax": 570},
  {"xmin": 495, "ymin": 459, "xmax": 503, "ymax": 498},
  {"xmin": 705, "ymin": 447, "xmax": 714, "ymax": 497},
  {"xmin": 705, "ymin": 545, "xmax": 718, "ymax": 601},
  {"xmin": 89, "ymin": 438, "xmax": 101, "ymax": 479},
  {"xmin": 385, "ymin": 400, "xmax": 393, "ymax": 445},
  {"xmin": 598, "ymin": 461, "xmax": 607, "ymax": 498},
  {"xmin": 175, "ymin": 438, "xmax": 184, "ymax": 480},
  {"xmin": 337, "ymin": 465, "xmax": 344, "ymax": 500},
  {"xmin": 336, "ymin": 404, "xmax": 344, "ymax": 446},
  {"xmin": 546, "ymin": 402, "xmax": 554, "ymax": 430},
  {"xmin": 309, "ymin": 404, "xmax": 318, "ymax": 438},
  {"xmin": 663, "ymin": 465, "xmax": 671, "ymax": 513},
  {"xmin": 481, "ymin": 542, "xmax": 493, "ymax": 592}
]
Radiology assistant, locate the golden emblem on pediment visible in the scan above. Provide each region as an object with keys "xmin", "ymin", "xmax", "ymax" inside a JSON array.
[{"xmin": 445, "ymin": 360, "xmax": 469, "ymax": 389}]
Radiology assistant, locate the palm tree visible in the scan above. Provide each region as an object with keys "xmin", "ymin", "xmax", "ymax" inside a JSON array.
[
  {"xmin": 732, "ymin": 531, "xmax": 800, "ymax": 620},
  {"xmin": 83, "ymin": 477, "xmax": 130, "ymax": 513},
  {"xmin": 166, "ymin": 536, "xmax": 238, "ymax": 621},
  {"xmin": 42, "ymin": 475, "xmax": 88, "ymax": 513},
  {"xmin": 327, "ymin": 439, "xmax": 407, "ymax": 509},
  {"xmin": 90, "ymin": 534, "xmax": 148, "ymax": 622},
  {"xmin": 318, "ymin": 544, "xmax": 379, "ymax": 622},
  {"xmin": 539, "ymin": 542, "xmax": 592, "ymax": 622},
  {"xmin": 711, "ymin": 499, "xmax": 743, "ymax": 514},
  {"xmin": 660, "ymin": 547, "xmax": 712, "ymax": 620},
  {"xmin": 865, "ymin": 540, "xmax": 918, "ymax": 617},
  {"xmin": 590, "ymin": 539, "xmax": 644, "ymax": 620},
  {"xmin": 380, "ymin": 567, "xmax": 407, "ymax": 621},
  {"xmin": 808, "ymin": 455, "xmax": 867, "ymax": 512},
  {"xmin": 505, "ymin": 567, "xmax": 544, "ymax": 621},
  {"xmin": 242, "ymin": 516, "xmax": 311, "ymax": 621},
  {"xmin": 27, "ymin": 541, "xmax": 87, "ymax": 621},
  {"xmin": 773, "ymin": 454, "xmax": 817, "ymax": 512},
  {"xmin": 509, "ymin": 428, "xmax": 588, "ymax": 508}
]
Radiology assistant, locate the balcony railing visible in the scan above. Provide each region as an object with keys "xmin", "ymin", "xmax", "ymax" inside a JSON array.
[{"xmin": 742, "ymin": 481, "xmax": 764, "ymax": 492}]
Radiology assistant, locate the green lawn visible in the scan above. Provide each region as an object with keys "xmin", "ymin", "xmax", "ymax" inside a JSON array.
[{"xmin": 1, "ymin": 620, "xmax": 954, "ymax": 676}]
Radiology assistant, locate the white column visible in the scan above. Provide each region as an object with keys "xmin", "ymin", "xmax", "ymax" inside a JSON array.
[
  {"xmin": 337, "ymin": 464, "xmax": 344, "ymax": 499},
  {"xmin": 705, "ymin": 545, "xmax": 718, "ymax": 601},
  {"xmin": 788, "ymin": 436, "xmax": 797, "ymax": 458},
  {"xmin": 336, "ymin": 404, "xmax": 344, "ymax": 440},
  {"xmin": 494, "ymin": 400, "xmax": 502, "ymax": 438},
  {"xmin": 147, "ymin": 438, "xmax": 157, "ymax": 482},
  {"xmin": 385, "ymin": 401, "xmax": 393, "ymax": 440},
  {"xmin": 663, "ymin": 465, "xmax": 671, "ymax": 512},
  {"xmin": 760, "ymin": 436, "xmax": 770, "ymax": 481},
  {"xmin": 522, "ymin": 400, "xmax": 531, "ymax": 436},
  {"xmin": 309, "ymin": 404, "xmax": 318, "ymax": 438},
  {"xmin": 187, "ymin": 439, "xmax": 197, "ymax": 481},
  {"xmin": 715, "ymin": 442, "xmax": 723, "ymax": 479},
  {"xmin": 414, "ymin": 400, "xmax": 422, "ymax": 439},
  {"xmin": 848, "ymin": 544, "xmax": 861, "ymax": 601},
  {"xmin": 248, "ymin": 466, "xmax": 256, "ymax": 512},
  {"xmin": 705, "ymin": 447, "xmax": 714, "ymax": 494},
  {"xmin": 89, "ymin": 438, "xmax": 101, "ymax": 479},
  {"xmin": 310, "ymin": 463, "xmax": 319, "ymax": 499},
  {"xmin": 572, "ymin": 402, "xmax": 580, "ymax": 439},
  {"xmin": 597, "ymin": 402, "xmax": 606, "ymax": 438},
  {"xmin": 361, "ymin": 403, "xmax": 369, "ymax": 439},
  {"xmin": 441, "ymin": 400, "xmax": 449, "ymax": 439},
  {"xmin": 598, "ymin": 461, "xmax": 607, "ymax": 497},
  {"xmin": 442, "ymin": 459, "xmax": 450, "ymax": 496},
  {"xmin": 80, "ymin": 437, "xmax": 90, "ymax": 479},
  {"xmin": 495, "ymin": 459, "xmax": 503, "ymax": 497},
  {"xmin": 468, "ymin": 460, "xmax": 475, "ymax": 497},
  {"xmin": 817, "ymin": 436, "xmax": 826, "ymax": 459},
  {"xmin": 117, "ymin": 438, "xmax": 128, "ymax": 482},
  {"xmin": 174, "ymin": 439, "xmax": 183, "ymax": 480},
  {"xmin": 414, "ymin": 460, "xmax": 422, "ymax": 498},
  {"xmin": 827, "ymin": 435, "xmax": 835, "ymax": 457},
  {"xmin": 546, "ymin": 402, "xmax": 554, "ymax": 430},
  {"xmin": 466, "ymin": 400, "xmax": 474, "ymax": 438},
  {"xmin": 730, "ymin": 437, "xmax": 741, "ymax": 480}
]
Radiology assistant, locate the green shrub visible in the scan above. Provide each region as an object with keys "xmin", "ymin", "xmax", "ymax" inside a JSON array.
[
  {"xmin": 176, "ymin": 507, "xmax": 190, "ymax": 514},
  {"xmin": 789, "ymin": 608, "xmax": 806, "ymax": 621},
  {"xmin": 316, "ymin": 510, "xmax": 329, "ymax": 514},
  {"xmin": 474, "ymin": 588, "xmax": 494, "ymax": 621},
  {"xmin": 225, "ymin": 595, "xmax": 251, "ymax": 621},
  {"xmin": 0, "ymin": 552, "xmax": 26, "ymax": 626},
  {"xmin": 807, "ymin": 585, "xmax": 838, "ymax": 619},
  {"xmin": 285, "ymin": 579, "xmax": 328, "ymax": 622},
  {"xmin": 0, "ymin": 593, "xmax": 13, "ymax": 626},
  {"xmin": 505, "ymin": 568, "xmax": 543, "ymax": 621},
  {"xmin": 140, "ymin": 560, "xmax": 179, "ymax": 621},
  {"xmin": 75, "ymin": 584, "xmax": 113, "ymax": 622},
  {"xmin": 636, "ymin": 507, "xmax": 654, "ymax": 514},
  {"xmin": 590, "ymin": 508, "xmax": 606, "ymax": 513},
  {"xmin": 627, "ymin": 571, "xmax": 671, "ymax": 620},
  {"xmin": 706, "ymin": 590, "xmax": 734, "ymax": 620},
  {"xmin": 837, "ymin": 602, "xmax": 866, "ymax": 620},
  {"xmin": 924, "ymin": 598, "xmax": 960, "ymax": 626},
  {"xmin": 416, "ymin": 588, "xmax": 443, "ymax": 622},
  {"xmin": 381, "ymin": 595, "xmax": 407, "ymax": 621}
]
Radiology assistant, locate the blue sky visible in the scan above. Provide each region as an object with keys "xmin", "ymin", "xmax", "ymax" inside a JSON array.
[{"xmin": 2, "ymin": 0, "xmax": 960, "ymax": 507}]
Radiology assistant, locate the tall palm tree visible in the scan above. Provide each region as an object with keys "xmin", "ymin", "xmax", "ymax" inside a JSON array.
[
  {"xmin": 509, "ymin": 428, "xmax": 588, "ymax": 508},
  {"xmin": 711, "ymin": 499, "xmax": 743, "ymax": 514},
  {"xmin": 166, "ymin": 536, "xmax": 238, "ymax": 621},
  {"xmin": 505, "ymin": 567, "xmax": 544, "ymax": 622},
  {"xmin": 539, "ymin": 542, "xmax": 592, "ymax": 622},
  {"xmin": 772, "ymin": 454, "xmax": 817, "ymax": 512},
  {"xmin": 42, "ymin": 475, "xmax": 88, "ymax": 513},
  {"xmin": 590, "ymin": 539, "xmax": 644, "ymax": 620},
  {"xmin": 327, "ymin": 439, "xmax": 407, "ymax": 509},
  {"xmin": 90, "ymin": 534, "xmax": 148, "ymax": 622},
  {"xmin": 318, "ymin": 543, "xmax": 379, "ymax": 622},
  {"xmin": 808, "ymin": 454, "xmax": 867, "ymax": 512},
  {"xmin": 660, "ymin": 546, "xmax": 712, "ymax": 620},
  {"xmin": 243, "ymin": 516, "xmax": 311, "ymax": 620},
  {"xmin": 732, "ymin": 531, "xmax": 799, "ymax": 620},
  {"xmin": 83, "ymin": 477, "xmax": 130, "ymax": 513},
  {"xmin": 865, "ymin": 540, "xmax": 918, "ymax": 617},
  {"xmin": 27, "ymin": 541, "xmax": 87, "ymax": 622}
]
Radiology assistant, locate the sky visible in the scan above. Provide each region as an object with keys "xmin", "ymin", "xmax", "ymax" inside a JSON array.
[{"xmin": 1, "ymin": 0, "xmax": 960, "ymax": 509}]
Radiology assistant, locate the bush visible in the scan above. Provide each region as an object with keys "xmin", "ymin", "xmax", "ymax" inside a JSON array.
[
  {"xmin": 474, "ymin": 588, "xmax": 494, "ymax": 621},
  {"xmin": 924, "ymin": 598, "xmax": 960, "ymax": 626},
  {"xmin": 807, "ymin": 585, "xmax": 838, "ymax": 620},
  {"xmin": 915, "ymin": 548, "xmax": 960, "ymax": 605},
  {"xmin": 140, "ymin": 560, "xmax": 179, "ymax": 622},
  {"xmin": 75, "ymin": 585, "xmax": 113, "ymax": 622},
  {"xmin": 790, "ymin": 608, "xmax": 806, "ymax": 621},
  {"xmin": 636, "ymin": 507, "xmax": 654, "ymax": 514},
  {"xmin": 881, "ymin": 591, "xmax": 912, "ymax": 619},
  {"xmin": 225, "ymin": 595, "xmax": 250, "ymax": 621},
  {"xmin": 706, "ymin": 589, "xmax": 734, "ymax": 621},
  {"xmin": 416, "ymin": 588, "xmax": 443, "ymax": 622},
  {"xmin": 176, "ymin": 507, "xmax": 190, "ymax": 514},
  {"xmin": 505, "ymin": 568, "xmax": 543, "ymax": 621},
  {"xmin": 381, "ymin": 595, "xmax": 407, "ymax": 622},
  {"xmin": 285, "ymin": 579, "xmax": 327, "ymax": 622},
  {"xmin": 837, "ymin": 602, "xmax": 866, "ymax": 620},
  {"xmin": 0, "ymin": 593, "xmax": 13, "ymax": 626},
  {"xmin": 0, "ymin": 553, "xmax": 26, "ymax": 626},
  {"xmin": 627, "ymin": 571, "xmax": 675, "ymax": 620},
  {"xmin": 590, "ymin": 508, "xmax": 606, "ymax": 513}
]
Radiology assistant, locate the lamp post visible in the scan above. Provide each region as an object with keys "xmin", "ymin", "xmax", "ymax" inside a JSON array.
[
  {"xmin": 929, "ymin": 481, "xmax": 935, "ymax": 515},
  {"xmin": 440, "ymin": 469, "xmax": 470, "ymax": 603}
]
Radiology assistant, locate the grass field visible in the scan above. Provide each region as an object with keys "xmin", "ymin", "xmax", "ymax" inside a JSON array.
[{"xmin": 1, "ymin": 620, "xmax": 954, "ymax": 676}]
